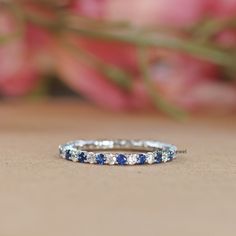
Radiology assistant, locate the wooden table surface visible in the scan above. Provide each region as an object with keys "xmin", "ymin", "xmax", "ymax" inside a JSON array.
[{"xmin": 0, "ymin": 101, "xmax": 236, "ymax": 236}]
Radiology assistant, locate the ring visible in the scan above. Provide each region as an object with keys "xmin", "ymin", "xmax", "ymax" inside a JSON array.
[
  {"xmin": 59, "ymin": 140, "xmax": 177, "ymax": 165},
  {"xmin": 59, "ymin": 140, "xmax": 178, "ymax": 165}
]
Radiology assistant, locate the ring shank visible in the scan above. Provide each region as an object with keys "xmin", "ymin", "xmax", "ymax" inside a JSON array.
[
  {"xmin": 62, "ymin": 139, "xmax": 171, "ymax": 152},
  {"xmin": 59, "ymin": 139, "xmax": 177, "ymax": 165}
]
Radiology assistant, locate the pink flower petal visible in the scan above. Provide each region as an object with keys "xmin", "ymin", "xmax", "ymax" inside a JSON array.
[
  {"xmin": 178, "ymin": 82, "xmax": 236, "ymax": 113},
  {"xmin": 208, "ymin": 0, "xmax": 236, "ymax": 18},
  {"xmin": 107, "ymin": 0, "xmax": 206, "ymax": 27},
  {"xmin": 54, "ymin": 45, "xmax": 133, "ymax": 110},
  {"xmin": 0, "ymin": 65, "xmax": 38, "ymax": 96},
  {"xmin": 72, "ymin": 0, "xmax": 106, "ymax": 18}
]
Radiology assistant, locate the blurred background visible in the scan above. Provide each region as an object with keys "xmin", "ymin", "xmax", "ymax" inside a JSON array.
[{"xmin": 0, "ymin": 0, "xmax": 236, "ymax": 117}]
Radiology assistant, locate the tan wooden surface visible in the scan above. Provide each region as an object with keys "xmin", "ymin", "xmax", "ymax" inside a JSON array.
[{"xmin": 0, "ymin": 101, "xmax": 236, "ymax": 236}]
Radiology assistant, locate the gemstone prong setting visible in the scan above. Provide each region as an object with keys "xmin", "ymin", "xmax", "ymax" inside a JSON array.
[{"xmin": 59, "ymin": 140, "xmax": 178, "ymax": 166}]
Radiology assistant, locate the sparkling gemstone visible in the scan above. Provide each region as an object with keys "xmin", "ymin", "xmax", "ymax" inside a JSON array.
[
  {"xmin": 96, "ymin": 153, "xmax": 106, "ymax": 165},
  {"xmin": 127, "ymin": 154, "xmax": 137, "ymax": 165},
  {"xmin": 162, "ymin": 146, "xmax": 176, "ymax": 162},
  {"xmin": 116, "ymin": 154, "xmax": 127, "ymax": 165},
  {"xmin": 146, "ymin": 152, "xmax": 155, "ymax": 164},
  {"xmin": 169, "ymin": 151, "xmax": 175, "ymax": 160},
  {"xmin": 77, "ymin": 151, "xmax": 87, "ymax": 163},
  {"xmin": 86, "ymin": 152, "xmax": 96, "ymax": 164},
  {"xmin": 168, "ymin": 146, "xmax": 177, "ymax": 160},
  {"xmin": 71, "ymin": 149, "xmax": 79, "ymax": 162},
  {"xmin": 155, "ymin": 150, "xmax": 162, "ymax": 163},
  {"xmin": 137, "ymin": 154, "xmax": 146, "ymax": 164},
  {"xmin": 65, "ymin": 149, "xmax": 72, "ymax": 160},
  {"xmin": 105, "ymin": 153, "xmax": 116, "ymax": 165},
  {"xmin": 59, "ymin": 148, "xmax": 63, "ymax": 157},
  {"xmin": 162, "ymin": 153, "xmax": 169, "ymax": 163}
]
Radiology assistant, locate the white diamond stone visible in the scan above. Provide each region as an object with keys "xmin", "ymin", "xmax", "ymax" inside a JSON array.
[
  {"xmin": 127, "ymin": 154, "xmax": 137, "ymax": 165},
  {"xmin": 146, "ymin": 152, "xmax": 155, "ymax": 164},
  {"xmin": 105, "ymin": 153, "xmax": 116, "ymax": 165},
  {"xmin": 86, "ymin": 152, "xmax": 96, "ymax": 164},
  {"xmin": 61, "ymin": 149, "xmax": 66, "ymax": 159},
  {"xmin": 162, "ymin": 153, "xmax": 169, "ymax": 163},
  {"xmin": 170, "ymin": 145, "xmax": 177, "ymax": 159},
  {"xmin": 59, "ymin": 146, "xmax": 64, "ymax": 158},
  {"xmin": 71, "ymin": 149, "xmax": 78, "ymax": 162}
]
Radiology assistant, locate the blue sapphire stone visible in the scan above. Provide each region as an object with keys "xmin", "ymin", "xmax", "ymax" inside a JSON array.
[
  {"xmin": 96, "ymin": 154, "xmax": 106, "ymax": 165},
  {"xmin": 116, "ymin": 154, "xmax": 127, "ymax": 165},
  {"xmin": 155, "ymin": 150, "xmax": 162, "ymax": 163},
  {"xmin": 78, "ymin": 151, "xmax": 87, "ymax": 163},
  {"xmin": 137, "ymin": 154, "xmax": 146, "ymax": 164},
  {"xmin": 65, "ymin": 149, "xmax": 72, "ymax": 160}
]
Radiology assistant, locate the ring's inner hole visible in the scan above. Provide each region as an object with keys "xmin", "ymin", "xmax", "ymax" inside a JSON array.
[
  {"xmin": 77, "ymin": 145, "xmax": 157, "ymax": 152},
  {"xmin": 81, "ymin": 148, "xmax": 152, "ymax": 153},
  {"xmin": 72, "ymin": 140, "xmax": 163, "ymax": 153}
]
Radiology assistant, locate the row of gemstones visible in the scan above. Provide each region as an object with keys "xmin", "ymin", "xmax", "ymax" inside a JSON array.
[{"xmin": 59, "ymin": 147, "xmax": 176, "ymax": 165}]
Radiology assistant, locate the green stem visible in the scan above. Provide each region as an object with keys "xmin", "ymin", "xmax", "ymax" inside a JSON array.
[
  {"xmin": 0, "ymin": 2, "xmax": 25, "ymax": 44},
  {"xmin": 193, "ymin": 17, "xmax": 236, "ymax": 41},
  {"xmin": 62, "ymin": 39, "xmax": 132, "ymax": 90},
  {"xmin": 24, "ymin": 9, "xmax": 235, "ymax": 69},
  {"xmin": 67, "ymin": 13, "xmax": 132, "ymax": 30},
  {"xmin": 138, "ymin": 47, "xmax": 186, "ymax": 119},
  {"xmin": 67, "ymin": 27, "xmax": 235, "ymax": 68}
]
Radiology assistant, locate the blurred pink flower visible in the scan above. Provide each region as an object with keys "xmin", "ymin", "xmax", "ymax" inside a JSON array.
[
  {"xmin": 179, "ymin": 82, "xmax": 236, "ymax": 113},
  {"xmin": 53, "ymin": 35, "xmax": 236, "ymax": 112},
  {"xmin": 0, "ymin": 0, "xmax": 236, "ymax": 114},
  {"xmin": 72, "ymin": 0, "xmax": 207, "ymax": 27},
  {"xmin": 72, "ymin": 0, "xmax": 236, "ymax": 27},
  {"xmin": 0, "ymin": 64, "xmax": 38, "ymax": 96},
  {"xmin": 0, "ymin": 40, "xmax": 44, "ymax": 98},
  {"xmin": 209, "ymin": 0, "xmax": 236, "ymax": 18},
  {"xmin": 53, "ymin": 39, "xmax": 150, "ymax": 110},
  {"xmin": 105, "ymin": 0, "xmax": 207, "ymax": 27},
  {"xmin": 0, "ymin": 10, "xmax": 38, "ymax": 96},
  {"xmin": 55, "ymin": 0, "xmax": 236, "ymax": 112},
  {"xmin": 148, "ymin": 55, "xmax": 236, "ymax": 112},
  {"xmin": 72, "ymin": 0, "xmax": 106, "ymax": 18},
  {"xmin": 0, "ymin": 7, "xmax": 53, "ymax": 96}
]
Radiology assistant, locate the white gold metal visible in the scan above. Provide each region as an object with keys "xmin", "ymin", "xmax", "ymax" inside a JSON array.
[{"xmin": 59, "ymin": 139, "xmax": 177, "ymax": 165}]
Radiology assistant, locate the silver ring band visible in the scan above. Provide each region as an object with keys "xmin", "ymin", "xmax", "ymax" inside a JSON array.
[{"xmin": 59, "ymin": 140, "xmax": 177, "ymax": 165}]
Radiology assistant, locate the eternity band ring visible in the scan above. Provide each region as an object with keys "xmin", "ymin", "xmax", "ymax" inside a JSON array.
[{"xmin": 59, "ymin": 139, "xmax": 178, "ymax": 165}]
